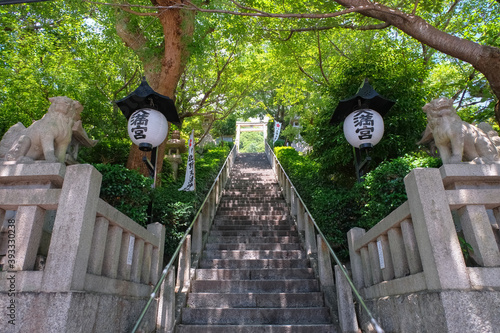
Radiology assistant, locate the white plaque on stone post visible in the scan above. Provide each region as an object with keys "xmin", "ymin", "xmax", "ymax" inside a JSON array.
[
  {"xmin": 127, "ymin": 235, "xmax": 135, "ymax": 265},
  {"xmin": 377, "ymin": 240, "xmax": 385, "ymax": 269}
]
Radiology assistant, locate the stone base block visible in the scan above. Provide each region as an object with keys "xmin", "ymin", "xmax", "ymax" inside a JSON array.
[
  {"xmin": 0, "ymin": 291, "xmax": 156, "ymax": 333},
  {"xmin": 358, "ymin": 290, "xmax": 500, "ymax": 333}
]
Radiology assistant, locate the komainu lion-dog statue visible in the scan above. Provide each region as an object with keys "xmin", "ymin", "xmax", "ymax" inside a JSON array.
[
  {"xmin": 418, "ymin": 97, "xmax": 500, "ymax": 164},
  {"xmin": 0, "ymin": 96, "xmax": 96, "ymax": 164}
]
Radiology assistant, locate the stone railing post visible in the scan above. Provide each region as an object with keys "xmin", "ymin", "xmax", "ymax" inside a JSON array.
[
  {"xmin": 13, "ymin": 205, "xmax": 45, "ymax": 271},
  {"xmin": 210, "ymin": 190, "xmax": 217, "ymax": 221},
  {"xmin": 176, "ymin": 235, "xmax": 191, "ymax": 291},
  {"xmin": 87, "ymin": 216, "xmax": 109, "ymax": 275},
  {"xmin": 192, "ymin": 215, "xmax": 203, "ymax": 254},
  {"xmin": 130, "ymin": 238, "xmax": 145, "ymax": 283},
  {"xmin": 201, "ymin": 202, "xmax": 211, "ymax": 233},
  {"xmin": 347, "ymin": 227, "xmax": 366, "ymax": 290},
  {"xmin": 400, "ymin": 219, "xmax": 423, "ymax": 275},
  {"xmin": 290, "ymin": 188, "xmax": 297, "ymax": 217},
  {"xmin": 317, "ymin": 235, "xmax": 334, "ymax": 288},
  {"xmin": 157, "ymin": 267, "xmax": 176, "ymax": 332},
  {"xmin": 458, "ymin": 205, "xmax": 500, "ymax": 266},
  {"xmin": 284, "ymin": 179, "xmax": 291, "ymax": 204},
  {"xmin": 215, "ymin": 179, "xmax": 220, "ymax": 206},
  {"xmin": 147, "ymin": 222, "xmax": 165, "ymax": 285},
  {"xmin": 304, "ymin": 213, "xmax": 317, "ymax": 255},
  {"xmin": 296, "ymin": 201, "xmax": 305, "ymax": 233},
  {"xmin": 404, "ymin": 168, "xmax": 470, "ymax": 290},
  {"xmin": 335, "ymin": 265, "xmax": 360, "ymax": 333},
  {"xmin": 42, "ymin": 164, "xmax": 102, "ymax": 292},
  {"xmin": 387, "ymin": 226, "xmax": 409, "ymax": 279},
  {"xmin": 104, "ymin": 225, "xmax": 123, "ymax": 279}
]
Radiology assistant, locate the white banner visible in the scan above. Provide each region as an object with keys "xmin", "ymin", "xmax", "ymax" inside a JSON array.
[
  {"xmin": 273, "ymin": 121, "xmax": 282, "ymax": 143},
  {"xmin": 179, "ymin": 130, "xmax": 196, "ymax": 191}
]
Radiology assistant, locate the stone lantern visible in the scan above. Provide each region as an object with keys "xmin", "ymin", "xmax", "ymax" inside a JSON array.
[
  {"xmin": 165, "ymin": 130, "xmax": 186, "ymax": 180},
  {"xmin": 199, "ymin": 115, "xmax": 215, "ymax": 147}
]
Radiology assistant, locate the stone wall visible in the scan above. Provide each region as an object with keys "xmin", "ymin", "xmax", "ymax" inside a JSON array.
[{"xmin": 358, "ymin": 290, "xmax": 500, "ymax": 333}]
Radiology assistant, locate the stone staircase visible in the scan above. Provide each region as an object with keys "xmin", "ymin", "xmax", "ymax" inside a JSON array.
[{"xmin": 176, "ymin": 153, "xmax": 338, "ymax": 333}]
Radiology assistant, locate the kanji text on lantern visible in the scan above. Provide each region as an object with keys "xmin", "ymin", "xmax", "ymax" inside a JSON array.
[
  {"xmin": 353, "ymin": 110, "xmax": 375, "ymax": 140},
  {"xmin": 129, "ymin": 110, "xmax": 150, "ymax": 140}
]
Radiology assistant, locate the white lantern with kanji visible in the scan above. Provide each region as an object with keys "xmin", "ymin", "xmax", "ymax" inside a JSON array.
[
  {"xmin": 127, "ymin": 108, "xmax": 169, "ymax": 151},
  {"xmin": 343, "ymin": 109, "xmax": 384, "ymax": 149}
]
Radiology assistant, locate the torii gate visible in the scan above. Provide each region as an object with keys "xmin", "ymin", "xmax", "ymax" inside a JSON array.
[{"xmin": 235, "ymin": 118, "xmax": 269, "ymax": 152}]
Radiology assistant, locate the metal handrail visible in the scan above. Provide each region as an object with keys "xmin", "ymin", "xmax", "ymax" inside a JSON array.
[
  {"xmin": 265, "ymin": 143, "xmax": 384, "ymax": 333},
  {"xmin": 131, "ymin": 145, "xmax": 236, "ymax": 333}
]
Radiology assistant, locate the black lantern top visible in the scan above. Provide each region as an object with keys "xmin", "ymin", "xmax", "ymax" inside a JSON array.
[
  {"xmin": 115, "ymin": 78, "xmax": 181, "ymax": 126},
  {"xmin": 329, "ymin": 79, "xmax": 395, "ymax": 124}
]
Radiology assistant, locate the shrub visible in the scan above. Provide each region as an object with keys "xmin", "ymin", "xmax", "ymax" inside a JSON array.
[
  {"xmin": 358, "ymin": 154, "xmax": 442, "ymax": 229},
  {"xmin": 93, "ymin": 163, "xmax": 153, "ymax": 226},
  {"xmin": 274, "ymin": 148, "xmax": 441, "ymax": 260},
  {"xmin": 155, "ymin": 144, "xmax": 231, "ymax": 258}
]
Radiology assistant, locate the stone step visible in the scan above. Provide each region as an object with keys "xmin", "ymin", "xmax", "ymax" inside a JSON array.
[
  {"xmin": 223, "ymin": 191, "xmax": 283, "ymax": 198},
  {"xmin": 181, "ymin": 308, "xmax": 332, "ymax": 325},
  {"xmin": 186, "ymin": 292, "xmax": 324, "ymax": 308},
  {"xmin": 211, "ymin": 225, "xmax": 296, "ymax": 231},
  {"xmin": 219, "ymin": 201, "xmax": 286, "ymax": 207},
  {"xmin": 213, "ymin": 215, "xmax": 290, "ymax": 222},
  {"xmin": 203, "ymin": 250, "xmax": 306, "ymax": 260},
  {"xmin": 195, "ymin": 268, "xmax": 314, "ymax": 280},
  {"xmin": 219, "ymin": 202, "xmax": 287, "ymax": 212},
  {"xmin": 227, "ymin": 175, "xmax": 278, "ymax": 185},
  {"xmin": 229, "ymin": 176, "xmax": 276, "ymax": 180},
  {"xmin": 228, "ymin": 180, "xmax": 277, "ymax": 184},
  {"xmin": 225, "ymin": 187, "xmax": 280, "ymax": 190},
  {"xmin": 191, "ymin": 279, "xmax": 320, "ymax": 293},
  {"xmin": 176, "ymin": 324, "xmax": 337, "ymax": 333},
  {"xmin": 215, "ymin": 210, "xmax": 286, "ymax": 216},
  {"xmin": 212, "ymin": 220, "xmax": 292, "ymax": 227},
  {"xmin": 206, "ymin": 236, "xmax": 300, "ymax": 244},
  {"xmin": 204, "ymin": 243, "xmax": 301, "ymax": 251},
  {"xmin": 229, "ymin": 174, "xmax": 275, "ymax": 177},
  {"xmin": 209, "ymin": 230, "xmax": 297, "ymax": 237},
  {"xmin": 198, "ymin": 259, "xmax": 310, "ymax": 269},
  {"xmin": 177, "ymin": 153, "xmax": 338, "ymax": 332}
]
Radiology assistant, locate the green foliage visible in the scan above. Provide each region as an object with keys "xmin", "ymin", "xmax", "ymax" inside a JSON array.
[
  {"xmin": 212, "ymin": 114, "xmax": 237, "ymax": 137},
  {"xmin": 94, "ymin": 163, "xmax": 153, "ymax": 226},
  {"xmin": 274, "ymin": 147, "xmax": 358, "ymax": 257},
  {"xmin": 272, "ymin": 139, "xmax": 286, "ymax": 148},
  {"xmin": 281, "ymin": 125, "xmax": 301, "ymax": 144},
  {"xmin": 274, "ymin": 147, "xmax": 441, "ymax": 260},
  {"xmin": 458, "ymin": 234, "xmax": 474, "ymax": 263},
  {"xmin": 358, "ymin": 154, "xmax": 442, "ymax": 229},
  {"xmin": 154, "ymin": 144, "xmax": 231, "ymax": 258},
  {"xmin": 274, "ymin": 147, "xmax": 320, "ymax": 200},
  {"xmin": 0, "ymin": 2, "xmax": 141, "ymax": 164},
  {"xmin": 239, "ymin": 131, "xmax": 265, "ymax": 153}
]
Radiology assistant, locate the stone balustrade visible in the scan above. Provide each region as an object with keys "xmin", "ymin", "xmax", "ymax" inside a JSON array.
[
  {"xmin": 0, "ymin": 163, "xmax": 164, "ymax": 297},
  {"xmin": 0, "ymin": 162, "xmax": 165, "ymax": 332},
  {"xmin": 347, "ymin": 165, "xmax": 500, "ymax": 332},
  {"xmin": 348, "ymin": 165, "xmax": 500, "ymax": 300}
]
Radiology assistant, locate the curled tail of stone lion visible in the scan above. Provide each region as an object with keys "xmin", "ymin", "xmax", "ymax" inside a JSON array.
[{"xmin": 0, "ymin": 122, "xmax": 27, "ymax": 158}]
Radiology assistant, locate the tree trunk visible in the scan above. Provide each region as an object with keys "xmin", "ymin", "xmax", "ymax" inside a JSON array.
[{"xmin": 123, "ymin": 3, "xmax": 195, "ymax": 179}]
